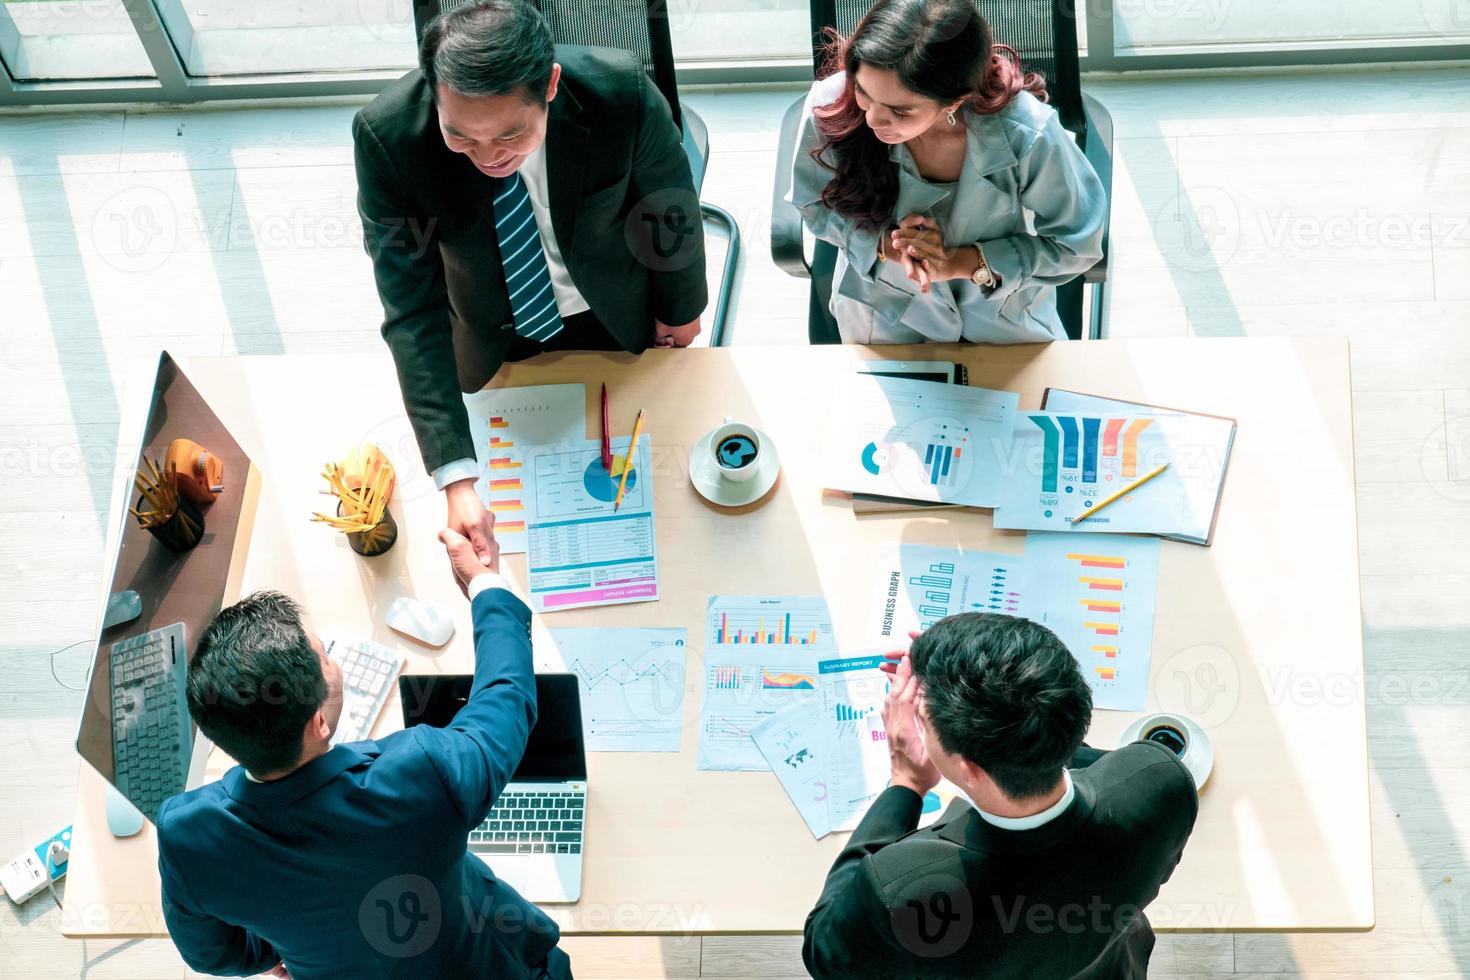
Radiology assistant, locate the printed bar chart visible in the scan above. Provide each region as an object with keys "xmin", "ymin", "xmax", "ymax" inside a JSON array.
[{"xmin": 1020, "ymin": 533, "xmax": 1161, "ymax": 711}]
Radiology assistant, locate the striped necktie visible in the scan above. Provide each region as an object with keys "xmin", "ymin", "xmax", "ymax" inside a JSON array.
[{"xmin": 492, "ymin": 172, "xmax": 565, "ymax": 341}]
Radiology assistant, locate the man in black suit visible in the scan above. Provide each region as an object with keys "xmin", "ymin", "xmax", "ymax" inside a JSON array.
[
  {"xmin": 803, "ymin": 614, "xmax": 1199, "ymax": 979},
  {"xmin": 353, "ymin": 0, "xmax": 706, "ymax": 562}
]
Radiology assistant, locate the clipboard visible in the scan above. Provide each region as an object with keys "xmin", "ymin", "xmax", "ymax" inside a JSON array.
[{"xmin": 1041, "ymin": 388, "xmax": 1237, "ymax": 546}]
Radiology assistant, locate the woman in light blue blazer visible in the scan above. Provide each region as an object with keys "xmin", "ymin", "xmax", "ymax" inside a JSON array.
[{"xmin": 788, "ymin": 0, "xmax": 1106, "ymax": 344}]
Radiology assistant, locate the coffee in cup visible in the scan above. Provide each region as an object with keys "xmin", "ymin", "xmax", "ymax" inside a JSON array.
[
  {"xmin": 1143, "ymin": 721, "xmax": 1188, "ymax": 757},
  {"xmin": 710, "ymin": 420, "xmax": 761, "ymax": 483}
]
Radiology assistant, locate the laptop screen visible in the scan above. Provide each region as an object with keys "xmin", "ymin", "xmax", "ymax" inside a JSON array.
[{"xmin": 399, "ymin": 673, "xmax": 587, "ymax": 782}]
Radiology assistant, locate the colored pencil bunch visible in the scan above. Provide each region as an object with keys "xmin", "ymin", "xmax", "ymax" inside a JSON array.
[
  {"xmin": 312, "ymin": 448, "xmax": 394, "ymax": 534},
  {"xmin": 131, "ymin": 456, "xmax": 197, "ymax": 535}
]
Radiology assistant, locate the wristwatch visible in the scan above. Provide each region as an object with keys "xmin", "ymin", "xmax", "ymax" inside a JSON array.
[{"xmin": 969, "ymin": 242, "xmax": 997, "ymax": 288}]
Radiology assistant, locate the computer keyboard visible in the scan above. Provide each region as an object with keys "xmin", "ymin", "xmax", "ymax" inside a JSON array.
[
  {"xmin": 473, "ymin": 789, "xmax": 586, "ymax": 855},
  {"xmin": 110, "ymin": 623, "xmax": 191, "ymax": 821},
  {"xmin": 327, "ymin": 637, "xmax": 404, "ymax": 744}
]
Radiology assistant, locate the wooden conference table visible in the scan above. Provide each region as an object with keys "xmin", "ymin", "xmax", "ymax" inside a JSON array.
[{"xmin": 63, "ymin": 339, "xmax": 1372, "ymax": 938}]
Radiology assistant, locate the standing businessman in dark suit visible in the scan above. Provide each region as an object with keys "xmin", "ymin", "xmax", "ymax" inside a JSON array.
[
  {"xmin": 156, "ymin": 531, "xmax": 573, "ymax": 978},
  {"xmin": 804, "ymin": 613, "xmax": 1199, "ymax": 979},
  {"xmin": 354, "ymin": 0, "xmax": 707, "ymax": 563}
]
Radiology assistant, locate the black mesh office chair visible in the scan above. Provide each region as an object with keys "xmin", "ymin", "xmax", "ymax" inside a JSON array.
[
  {"xmin": 770, "ymin": 0, "xmax": 1112, "ymax": 342},
  {"xmin": 413, "ymin": 0, "xmax": 740, "ymax": 345}
]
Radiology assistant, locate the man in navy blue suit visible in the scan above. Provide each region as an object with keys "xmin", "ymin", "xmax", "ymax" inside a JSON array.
[{"xmin": 156, "ymin": 528, "xmax": 571, "ymax": 979}]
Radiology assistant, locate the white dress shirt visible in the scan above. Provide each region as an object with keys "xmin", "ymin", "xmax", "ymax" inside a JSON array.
[
  {"xmin": 961, "ymin": 769, "xmax": 1076, "ymax": 831},
  {"xmin": 432, "ymin": 148, "xmax": 591, "ymax": 491}
]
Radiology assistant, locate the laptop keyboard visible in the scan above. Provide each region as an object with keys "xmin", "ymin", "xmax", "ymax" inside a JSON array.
[{"xmin": 473, "ymin": 788, "xmax": 585, "ymax": 855}]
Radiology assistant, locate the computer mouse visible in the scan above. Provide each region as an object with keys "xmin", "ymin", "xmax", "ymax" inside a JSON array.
[
  {"xmin": 103, "ymin": 590, "xmax": 143, "ymax": 630},
  {"xmin": 385, "ymin": 596, "xmax": 455, "ymax": 648}
]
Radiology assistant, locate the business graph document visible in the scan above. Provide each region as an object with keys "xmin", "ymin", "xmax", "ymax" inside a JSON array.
[
  {"xmin": 1044, "ymin": 389, "xmax": 1236, "ymax": 546},
  {"xmin": 696, "ymin": 595, "xmax": 836, "ymax": 771},
  {"xmin": 524, "ymin": 435, "xmax": 659, "ymax": 613},
  {"xmin": 1019, "ymin": 532, "xmax": 1161, "ymax": 711},
  {"xmin": 992, "ymin": 411, "xmax": 1213, "ymax": 536},
  {"xmin": 818, "ymin": 654, "xmax": 893, "ymax": 832},
  {"xmin": 463, "ymin": 384, "xmax": 586, "ymax": 555},
  {"xmin": 751, "ymin": 698, "xmax": 833, "ymax": 839},
  {"xmin": 868, "ymin": 542, "xmax": 1024, "ymax": 643},
  {"xmin": 823, "ymin": 374, "xmax": 1019, "ymax": 507},
  {"xmin": 540, "ymin": 628, "xmax": 687, "ymax": 752}
]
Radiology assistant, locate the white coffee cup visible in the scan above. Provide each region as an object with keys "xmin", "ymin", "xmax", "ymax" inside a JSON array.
[
  {"xmin": 709, "ymin": 419, "xmax": 762, "ymax": 483},
  {"xmin": 1139, "ymin": 713, "xmax": 1190, "ymax": 758}
]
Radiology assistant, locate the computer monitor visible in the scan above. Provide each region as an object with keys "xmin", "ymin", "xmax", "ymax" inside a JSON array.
[
  {"xmin": 399, "ymin": 674, "xmax": 588, "ymax": 783},
  {"xmin": 76, "ymin": 353, "xmax": 260, "ymax": 836}
]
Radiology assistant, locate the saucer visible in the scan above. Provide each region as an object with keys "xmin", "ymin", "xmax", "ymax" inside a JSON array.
[
  {"xmin": 1120, "ymin": 713, "xmax": 1214, "ymax": 790},
  {"xmin": 690, "ymin": 425, "xmax": 780, "ymax": 507}
]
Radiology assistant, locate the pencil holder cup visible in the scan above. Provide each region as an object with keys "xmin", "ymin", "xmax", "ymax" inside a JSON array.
[
  {"xmin": 139, "ymin": 494, "xmax": 205, "ymax": 553},
  {"xmin": 338, "ymin": 501, "xmax": 398, "ymax": 557}
]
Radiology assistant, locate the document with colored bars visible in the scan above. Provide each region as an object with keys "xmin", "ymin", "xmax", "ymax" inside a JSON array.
[
  {"xmin": 868, "ymin": 542, "xmax": 1023, "ymax": 643},
  {"xmin": 524, "ymin": 435, "xmax": 659, "ymax": 613},
  {"xmin": 823, "ymin": 373, "xmax": 1019, "ymax": 507},
  {"xmin": 463, "ymin": 384, "xmax": 586, "ymax": 554},
  {"xmin": 697, "ymin": 595, "xmax": 836, "ymax": 771},
  {"xmin": 993, "ymin": 407, "xmax": 1224, "ymax": 541},
  {"xmin": 1019, "ymin": 532, "xmax": 1161, "ymax": 711}
]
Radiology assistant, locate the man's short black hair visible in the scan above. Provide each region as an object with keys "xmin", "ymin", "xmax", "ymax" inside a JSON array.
[
  {"xmin": 419, "ymin": 0, "xmax": 556, "ymax": 105},
  {"xmin": 909, "ymin": 613, "xmax": 1092, "ymax": 801},
  {"xmin": 186, "ymin": 591, "xmax": 326, "ymax": 776}
]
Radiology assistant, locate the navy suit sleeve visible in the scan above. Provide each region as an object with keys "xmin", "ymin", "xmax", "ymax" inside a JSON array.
[
  {"xmin": 411, "ymin": 587, "xmax": 537, "ymax": 830},
  {"xmin": 802, "ymin": 786, "xmax": 923, "ymax": 978},
  {"xmin": 157, "ymin": 806, "xmax": 280, "ymax": 976}
]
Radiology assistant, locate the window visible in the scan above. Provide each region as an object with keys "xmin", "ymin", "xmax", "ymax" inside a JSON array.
[
  {"xmin": 1111, "ymin": 0, "xmax": 1470, "ymax": 55},
  {"xmin": 0, "ymin": 0, "xmax": 155, "ymax": 80},
  {"xmin": 165, "ymin": 0, "xmax": 417, "ymax": 76}
]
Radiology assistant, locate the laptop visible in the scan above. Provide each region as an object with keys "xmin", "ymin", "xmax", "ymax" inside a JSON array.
[{"xmin": 400, "ymin": 673, "xmax": 587, "ymax": 903}]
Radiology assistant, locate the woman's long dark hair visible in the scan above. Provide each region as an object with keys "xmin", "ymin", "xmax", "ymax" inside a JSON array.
[{"xmin": 811, "ymin": 0, "xmax": 1048, "ymax": 230}]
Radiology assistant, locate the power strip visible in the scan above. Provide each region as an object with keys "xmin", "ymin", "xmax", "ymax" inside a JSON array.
[{"xmin": 1, "ymin": 826, "xmax": 71, "ymax": 905}]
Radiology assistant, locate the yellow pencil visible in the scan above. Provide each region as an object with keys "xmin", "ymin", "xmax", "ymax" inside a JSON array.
[
  {"xmin": 613, "ymin": 408, "xmax": 646, "ymax": 512},
  {"xmin": 1071, "ymin": 462, "xmax": 1170, "ymax": 524}
]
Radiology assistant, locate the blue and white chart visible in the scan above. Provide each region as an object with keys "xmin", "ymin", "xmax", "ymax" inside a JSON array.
[
  {"xmin": 1019, "ymin": 532, "xmax": 1161, "ymax": 711},
  {"xmin": 868, "ymin": 542, "xmax": 1024, "ymax": 643},
  {"xmin": 541, "ymin": 628, "xmax": 688, "ymax": 752},
  {"xmin": 818, "ymin": 654, "xmax": 893, "ymax": 832},
  {"xmin": 697, "ymin": 595, "xmax": 836, "ymax": 771},
  {"xmin": 525, "ymin": 436, "xmax": 659, "ymax": 613},
  {"xmin": 822, "ymin": 373, "xmax": 1019, "ymax": 507}
]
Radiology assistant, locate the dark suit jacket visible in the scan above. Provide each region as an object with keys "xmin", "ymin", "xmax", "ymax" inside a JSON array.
[
  {"xmin": 803, "ymin": 742, "xmax": 1199, "ymax": 980},
  {"xmin": 157, "ymin": 589, "xmax": 557, "ymax": 979},
  {"xmin": 353, "ymin": 46, "xmax": 708, "ymax": 474}
]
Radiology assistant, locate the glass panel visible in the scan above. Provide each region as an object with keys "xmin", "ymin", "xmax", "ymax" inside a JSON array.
[
  {"xmin": 171, "ymin": 0, "xmax": 417, "ymax": 76},
  {"xmin": 1, "ymin": 0, "xmax": 156, "ymax": 80},
  {"xmin": 667, "ymin": 0, "xmax": 811, "ymax": 63},
  {"xmin": 1113, "ymin": 0, "xmax": 1470, "ymax": 53}
]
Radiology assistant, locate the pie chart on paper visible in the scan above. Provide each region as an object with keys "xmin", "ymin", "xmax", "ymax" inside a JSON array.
[
  {"xmin": 861, "ymin": 442, "xmax": 892, "ymax": 476},
  {"xmin": 583, "ymin": 454, "xmax": 635, "ymax": 503}
]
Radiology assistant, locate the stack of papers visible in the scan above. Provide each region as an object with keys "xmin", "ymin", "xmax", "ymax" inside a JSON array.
[
  {"xmin": 822, "ymin": 374, "xmax": 1019, "ymax": 508},
  {"xmin": 696, "ymin": 596, "xmax": 836, "ymax": 771},
  {"xmin": 750, "ymin": 653, "xmax": 891, "ymax": 837}
]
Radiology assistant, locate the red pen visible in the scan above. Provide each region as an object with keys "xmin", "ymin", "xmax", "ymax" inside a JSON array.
[{"xmin": 601, "ymin": 383, "xmax": 612, "ymax": 473}]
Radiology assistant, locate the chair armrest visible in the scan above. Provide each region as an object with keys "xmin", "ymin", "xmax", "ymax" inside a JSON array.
[
  {"xmin": 1081, "ymin": 92, "xmax": 1113, "ymax": 285},
  {"xmin": 771, "ymin": 93, "xmax": 812, "ymax": 279}
]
